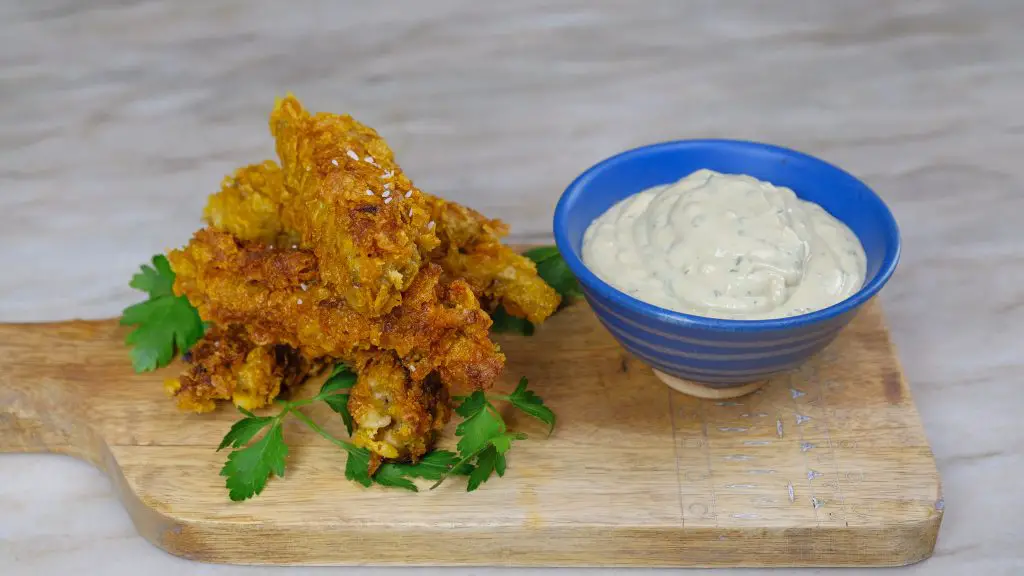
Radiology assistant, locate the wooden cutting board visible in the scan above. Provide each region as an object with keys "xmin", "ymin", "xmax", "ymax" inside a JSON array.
[{"xmin": 0, "ymin": 299, "xmax": 942, "ymax": 568}]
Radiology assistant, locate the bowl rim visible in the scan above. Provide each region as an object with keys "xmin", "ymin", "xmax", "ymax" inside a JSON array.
[{"xmin": 552, "ymin": 138, "xmax": 902, "ymax": 333}]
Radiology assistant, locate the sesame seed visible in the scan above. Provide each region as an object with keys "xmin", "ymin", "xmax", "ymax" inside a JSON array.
[
  {"xmin": 366, "ymin": 189, "xmax": 374, "ymax": 196},
  {"xmin": 300, "ymin": 283, "xmax": 308, "ymax": 291},
  {"xmin": 427, "ymin": 221, "xmax": 435, "ymax": 230},
  {"xmin": 347, "ymin": 150, "xmax": 359, "ymax": 160},
  {"xmin": 409, "ymin": 365, "xmax": 416, "ymax": 372},
  {"xmin": 385, "ymin": 197, "xmax": 393, "ymax": 204},
  {"xmin": 291, "ymin": 244, "xmax": 298, "ymax": 249},
  {"xmin": 405, "ymin": 191, "xmax": 412, "ymax": 198},
  {"xmin": 331, "ymin": 158, "xmax": 339, "ymax": 166},
  {"xmin": 409, "ymin": 208, "xmax": 413, "ymax": 217},
  {"xmin": 297, "ymin": 299, "xmax": 303, "ymax": 305},
  {"xmin": 382, "ymin": 190, "xmax": 390, "ymax": 198},
  {"xmin": 364, "ymin": 156, "xmax": 376, "ymax": 165}
]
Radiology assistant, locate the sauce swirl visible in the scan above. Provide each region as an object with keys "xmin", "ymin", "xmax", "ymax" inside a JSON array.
[{"xmin": 581, "ymin": 169, "xmax": 867, "ymax": 320}]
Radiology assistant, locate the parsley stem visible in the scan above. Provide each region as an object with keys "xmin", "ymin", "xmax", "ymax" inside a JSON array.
[
  {"xmin": 283, "ymin": 388, "xmax": 345, "ymax": 410},
  {"xmin": 289, "ymin": 408, "xmax": 360, "ymax": 455},
  {"xmin": 285, "ymin": 397, "xmax": 316, "ymax": 409}
]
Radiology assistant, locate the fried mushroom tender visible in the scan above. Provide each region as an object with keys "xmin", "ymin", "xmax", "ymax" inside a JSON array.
[
  {"xmin": 378, "ymin": 262, "xmax": 504, "ymax": 392},
  {"xmin": 199, "ymin": 95, "xmax": 556, "ymax": 325},
  {"xmin": 202, "ymin": 160, "xmax": 297, "ymax": 246},
  {"xmin": 346, "ymin": 350, "xmax": 452, "ymax": 472},
  {"xmin": 168, "ymin": 228, "xmax": 321, "ymax": 348},
  {"xmin": 168, "ymin": 228, "xmax": 505, "ymax": 392},
  {"xmin": 423, "ymin": 194, "xmax": 561, "ymax": 324},
  {"xmin": 269, "ymin": 94, "xmax": 439, "ymax": 317},
  {"xmin": 164, "ymin": 324, "xmax": 313, "ymax": 413}
]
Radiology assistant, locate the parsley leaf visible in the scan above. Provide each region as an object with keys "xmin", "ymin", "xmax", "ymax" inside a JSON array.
[
  {"xmin": 129, "ymin": 254, "xmax": 176, "ymax": 296},
  {"xmin": 217, "ymin": 407, "xmax": 274, "ymax": 451},
  {"xmin": 494, "ymin": 451, "xmax": 507, "ymax": 477},
  {"xmin": 490, "ymin": 432, "xmax": 526, "ymax": 454},
  {"xmin": 466, "ymin": 444, "xmax": 498, "ymax": 491},
  {"xmin": 428, "ymin": 390, "xmax": 534, "ymax": 492},
  {"xmin": 121, "ymin": 254, "xmax": 205, "ymax": 372},
  {"xmin": 324, "ymin": 363, "xmax": 357, "ymax": 386},
  {"xmin": 507, "ymin": 377, "xmax": 556, "ymax": 434},
  {"xmin": 488, "ymin": 304, "xmax": 535, "ymax": 336},
  {"xmin": 344, "ymin": 447, "xmax": 373, "ymax": 487},
  {"xmin": 383, "ymin": 450, "xmax": 469, "ymax": 481},
  {"xmin": 372, "ymin": 463, "xmax": 420, "ymax": 492},
  {"xmin": 366, "ymin": 450, "xmax": 473, "ymax": 492},
  {"xmin": 319, "ymin": 364, "xmax": 356, "ymax": 435},
  {"xmin": 220, "ymin": 420, "xmax": 288, "ymax": 502},
  {"xmin": 218, "ymin": 386, "xmax": 370, "ymax": 500},
  {"xmin": 455, "ymin": 392, "xmax": 505, "ymax": 457},
  {"xmin": 462, "ymin": 432, "xmax": 525, "ymax": 491},
  {"xmin": 524, "ymin": 246, "xmax": 583, "ymax": 301},
  {"xmin": 454, "ymin": 390, "xmax": 488, "ymax": 419},
  {"xmin": 521, "ymin": 245, "xmax": 560, "ymax": 263},
  {"xmin": 400, "ymin": 450, "xmax": 469, "ymax": 478}
]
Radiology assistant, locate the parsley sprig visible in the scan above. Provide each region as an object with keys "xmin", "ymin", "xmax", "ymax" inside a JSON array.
[
  {"xmin": 120, "ymin": 254, "xmax": 205, "ymax": 372},
  {"xmin": 218, "ymin": 366, "xmax": 555, "ymax": 500},
  {"xmin": 217, "ymin": 368, "xmax": 379, "ymax": 501},
  {"xmin": 431, "ymin": 378, "xmax": 555, "ymax": 490}
]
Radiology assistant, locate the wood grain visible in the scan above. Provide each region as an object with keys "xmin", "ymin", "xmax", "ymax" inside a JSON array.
[{"xmin": 0, "ymin": 299, "xmax": 941, "ymax": 567}]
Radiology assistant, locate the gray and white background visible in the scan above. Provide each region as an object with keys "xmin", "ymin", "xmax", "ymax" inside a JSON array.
[{"xmin": 1, "ymin": 1, "xmax": 1022, "ymax": 574}]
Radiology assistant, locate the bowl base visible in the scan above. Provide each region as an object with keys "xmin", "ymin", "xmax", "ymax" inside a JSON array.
[{"xmin": 653, "ymin": 370, "xmax": 766, "ymax": 400}]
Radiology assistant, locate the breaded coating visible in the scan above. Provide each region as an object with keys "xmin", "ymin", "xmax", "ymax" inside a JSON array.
[
  {"xmin": 346, "ymin": 350, "xmax": 451, "ymax": 471},
  {"xmin": 378, "ymin": 261, "xmax": 504, "ymax": 392},
  {"xmin": 160, "ymin": 94, "xmax": 569, "ymax": 465},
  {"xmin": 164, "ymin": 324, "xmax": 313, "ymax": 413},
  {"xmin": 269, "ymin": 95, "xmax": 439, "ymax": 317},
  {"xmin": 199, "ymin": 97, "xmax": 557, "ymax": 325},
  {"xmin": 168, "ymin": 228, "xmax": 504, "ymax": 392},
  {"xmin": 167, "ymin": 228, "xmax": 321, "ymax": 348},
  {"xmin": 202, "ymin": 160, "xmax": 297, "ymax": 246},
  {"xmin": 424, "ymin": 194, "xmax": 561, "ymax": 324}
]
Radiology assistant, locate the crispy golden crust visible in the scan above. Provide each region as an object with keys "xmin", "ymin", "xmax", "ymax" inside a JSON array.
[
  {"xmin": 200, "ymin": 98, "xmax": 556, "ymax": 325},
  {"xmin": 423, "ymin": 194, "xmax": 561, "ymax": 324},
  {"xmin": 169, "ymin": 228, "xmax": 504, "ymax": 393},
  {"xmin": 347, "ymin": 350, "xmax": 451, "ymax": 470},
  {"xmin": 202, "ymin": 160, "xmax": 297, "ymax": 246},
  {"xmin": 378, "ymin": 262, "xmax": 504, "ymax": 392},
  {"xmin": 162, "ymin": 94, "xmax": 564, "ymax": 464},
  {"xmin": 164, "ymin": 325, "xmax": 313, "ymax": 413},
  {"xmin": 269, "ymin": 95, "xmax": 439, "ymax": 317}
]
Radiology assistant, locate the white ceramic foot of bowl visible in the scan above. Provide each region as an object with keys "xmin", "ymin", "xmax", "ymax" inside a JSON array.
[{"xmin": 653, "ymin": 370, "xmax": 766, "ymax": 400}]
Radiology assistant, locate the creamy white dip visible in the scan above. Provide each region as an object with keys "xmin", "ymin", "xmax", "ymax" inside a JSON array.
[{"xmin": 581, "ymin": 169, "xmax": 867, "ymax": 320}]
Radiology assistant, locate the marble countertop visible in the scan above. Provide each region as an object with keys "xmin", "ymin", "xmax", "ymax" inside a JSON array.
[{"xmin": 2, "ymin": 1, "xmax": 1022, "ymax": 574}]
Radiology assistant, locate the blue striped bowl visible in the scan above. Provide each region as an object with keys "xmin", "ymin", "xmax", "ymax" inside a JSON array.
[{"xmin": 553, "ymin": 140, "xmax": 900, "ymax": 393}]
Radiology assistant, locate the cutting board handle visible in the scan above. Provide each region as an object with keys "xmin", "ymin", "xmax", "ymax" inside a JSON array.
[
  {"xmin": 1, "ymin": 374, "xmax": 71, "ymax": 455},
  {"xmin": 0, "ymin": 321, "xmax": 105, "ymax": 462}
]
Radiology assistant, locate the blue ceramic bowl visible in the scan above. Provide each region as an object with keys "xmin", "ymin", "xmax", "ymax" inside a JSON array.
[{"xmin": 553, "ymin": 139, "xmax": 900, "ymax": 392}]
